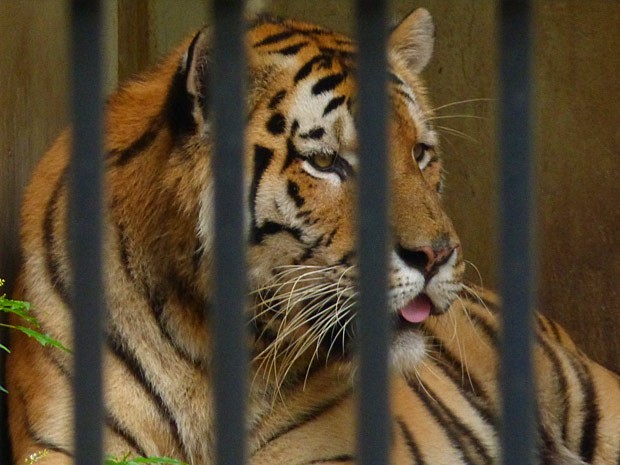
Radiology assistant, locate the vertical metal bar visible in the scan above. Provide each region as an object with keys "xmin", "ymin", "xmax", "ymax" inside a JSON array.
[
  {"xmin": 355, "ymin": 2, "xmax": 390, "ymax": 465},
  {"xmin": 498, "ymin": 1, "xmax": 536, "ymax": 464},
  {"xmin": 210, "ymin": 2, "xmax": 247, "ymax": 465},
  {"xmin": 69, "ymin": 1, "xmax": 105, "ymax": 465},
  {"xmin": 0, "ymin": 322, "xmax": 9, "ymax": 465}
]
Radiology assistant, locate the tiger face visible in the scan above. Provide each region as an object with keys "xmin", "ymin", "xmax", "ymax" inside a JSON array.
[{"xmin": 184, "ymin": 10, "xmax": 464, "ymax": 385}]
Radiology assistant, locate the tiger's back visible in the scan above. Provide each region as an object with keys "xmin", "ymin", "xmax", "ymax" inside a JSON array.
[{"xmin": 7, "ymin": 9, "xmax": 620, "ymax": 465}]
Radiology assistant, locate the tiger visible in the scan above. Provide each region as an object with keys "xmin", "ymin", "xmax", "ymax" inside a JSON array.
[{"xmin": 6, "ymin": 8, "xmax": 620, "ymax": 465}]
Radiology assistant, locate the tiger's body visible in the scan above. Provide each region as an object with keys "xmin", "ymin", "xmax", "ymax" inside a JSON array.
[{"xmin": 7, "ymin": 9, "xmax": 620, "ymax": 465}]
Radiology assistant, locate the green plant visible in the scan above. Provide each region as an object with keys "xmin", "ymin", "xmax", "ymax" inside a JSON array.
[
  {"xmin": 2, "ymin": 279, "xmax": 189, "ymax": 465},
  {"xmin": 0, "ymin": 278, "xmax": 70, "ymax": 393},
  {"xmin": 106, "ymin": 455, "xmax": 189, "ymax": 465},
  {"xmin": 25, "ymin": 450, "xmax": 190, "ymax": 465}
]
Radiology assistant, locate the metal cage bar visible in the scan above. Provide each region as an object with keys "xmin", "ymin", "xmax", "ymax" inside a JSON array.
[
  {"xmin": 69, "ymin": 2, "xmax": 105, "ymax": 465},
  {"xmin": 355, "ymin": 1, "xmax": 391, "ymax": 465},
  {"xmin": 210, "ymin": 2, "xmax": 248, "ymax": 465},
  {"xmin": 498, "ymin": 1, "xmax": 536, "ymax": 464},
  {"xmin": 0, "ymin": 326, "xmax": 9, "ymax": 464}
]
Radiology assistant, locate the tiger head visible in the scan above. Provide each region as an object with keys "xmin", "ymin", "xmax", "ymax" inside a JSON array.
[{"xmin": 107, "ymin": 9, "xmax": 463, "ymax": 389}]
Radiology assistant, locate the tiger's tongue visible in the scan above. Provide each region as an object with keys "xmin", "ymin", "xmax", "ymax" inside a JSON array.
[{"xmin": 399, "ymin": 294, "xmax": 432, "ymax": 323}]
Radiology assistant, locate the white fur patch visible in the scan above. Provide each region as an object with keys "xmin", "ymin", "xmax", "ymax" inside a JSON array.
[{"xmin": 390, "ymin": 330, "xmax": 428, "ymax": 375}]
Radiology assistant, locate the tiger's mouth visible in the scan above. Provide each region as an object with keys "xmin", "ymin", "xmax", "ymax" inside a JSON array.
[
  {"xmin": 397, "ymin": 293, "xmax": 435, "ymax": 324},
  {"xmin": 394, "ymin": 292, "xmax": 448, "ymax": 328},
  {"xmin": 318, "ymin": 292, "xmax": 445, "ymax": 356}
]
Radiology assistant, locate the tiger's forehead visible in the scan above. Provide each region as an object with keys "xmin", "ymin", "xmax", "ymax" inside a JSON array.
[
  {"xmin": 249, "ymin": 16, "xmax": 435, "ymax": 155},
  {"xmin": 249, "ymin": 16, "xmax": 356, "ymax": 59}
]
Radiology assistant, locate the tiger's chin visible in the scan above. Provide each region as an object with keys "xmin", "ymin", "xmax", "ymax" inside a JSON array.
[
  {"xmin": 389, "ymin": 328, "xmax": 429, "ymax": 377},
  {"xmin": 312, "ymin": 315, "xmax": 430, "ymax": 377}
]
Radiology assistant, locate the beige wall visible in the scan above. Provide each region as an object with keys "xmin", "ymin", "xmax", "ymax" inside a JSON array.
[
  {"xmin": 535, "ymin": 1, "xmax": 620, "ymax": 371},
  {"xmin": 0, "ymin": 1, "xmax": 70, "ymax": 293},
  {"xmin": 0, "ymin": 1, "xmax": 618, "ymax": 373}
]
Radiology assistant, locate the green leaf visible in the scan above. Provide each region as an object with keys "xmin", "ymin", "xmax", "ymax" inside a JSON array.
[
  {"xmin": 105, "ymin": 456, "xmax": 189, "ymax": 465},
  {"xmin": 0, "ymin": 342, "xmax": 9, "ymax": 353},
  {"xmin": 0, "ymin": 296, "xmax": 37, "ymax": 325},
  {"xmin": 0, "ymin": 385, "xmax": 7, "ymax": 394},
  {"xmin": 12, "ymin": 326, "xmax": 71, "ymax": 353}
]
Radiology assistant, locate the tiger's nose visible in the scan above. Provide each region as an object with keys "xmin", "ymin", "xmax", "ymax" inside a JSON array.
[{"xmin": 396, "ymin": 243, "xmax": 458, "ymax": 277}]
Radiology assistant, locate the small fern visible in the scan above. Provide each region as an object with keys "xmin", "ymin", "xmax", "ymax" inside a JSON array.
[
  {"xmin": 2, "ymin": 279, "xmax": 189, "ymax": 465},
  {"xmin": 106, "ymin": 454, "xmax": 190, "ymax": 465},
  {"xmin": 25, "ymin": 449, "xmax": 190, "ymax": 465},
  {"xmin": 0, "ymin": 278, "xmax": 70, "ymax": 393}
]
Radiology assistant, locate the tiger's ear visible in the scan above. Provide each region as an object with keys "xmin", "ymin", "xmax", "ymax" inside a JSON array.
[
  {"xmin": 389, "ymin": 8, "xmax": 435, "ymax": 74},
  {"xmin": 166, "ymin": 27, "xmax": 211, "ymax": 136},
  {"xmin": 184, "ymin": 27, "xmax": 211, "ymax": 110}
]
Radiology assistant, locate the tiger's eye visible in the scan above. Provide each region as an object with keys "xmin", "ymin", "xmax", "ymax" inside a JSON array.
[
  {"xmin": 311, "ymin": 152, "xmax": 337, "ymax": 170},
  {"xmin": 412, "ymin": 143, "xmax": 427, "ymax": 162}
]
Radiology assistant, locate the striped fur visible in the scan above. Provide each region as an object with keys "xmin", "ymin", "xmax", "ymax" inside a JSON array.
[{"xmin": 7, "ymin": 9, "xmax": 619, "ymax": 465}]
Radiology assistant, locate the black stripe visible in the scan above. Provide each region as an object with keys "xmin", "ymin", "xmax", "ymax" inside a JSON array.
[
  {"xmin": 252, "ymin": 388, "xmax": 352, "ymax": 452},
  {"xmin": 43, "ymin": 171, "xmax": 70, "ymax": 303},
  {"xmin": 17, "ymin": 387, "xmax": 73, "ymax": 457},
  {"xmin": 312, "ymin": 73, "xmax": 347, "ymax": 95},
  {"xmin": 40, "ymin": 343, "xmax": 72, "ymax": 381},
  {"xmin": 388, "ymin": 71, "xmax": 406, "ymax": 87},
  {"xmin": 536, "ymin": 314, "xmax": 550, "ymax": 335},
  {"xmin": 146, "ymin": 290, "xmax": 203, "ymax": 366},
  {"xmin": 111, "ymin": 120, "xmax": 161, "ymax": 166},
  {"xmin": 427, "ymin": 384, "xmax": 493, "ymax": 463},
  {"xmin": 546, "ymin": 318, "xmax": 564, "ymax": 343},
  {"xmin": 254, "ymin": 30, "xmax": 298, "ymax": 47},
  {"xmin": 323, "ymin": 227, "xmax": 338, "ymax": 247},
  {"xmin": 192, "ymin": 239, "xmax": 204, "ymax": 273},
  {"xmin": 252, "ymin": 221, "xmax": 303, "ymax": 244},
  {"xmin": 408, "ymin": 381, "xmax": 477, "ymax": 464},
  {"xmin": 287, "ymin": 180, "xmax": 305, "ymax": 207},
  {"xmin": 335, "ymin": 38, "xmax": 354, "ymax": 46},
  {"xmin": 290, "ymin": 119, "xmax": 300, "ymax": 136},
  {"xmin": 297, "ymin": 234, "xmax": 324, "ymax": 262},
  {"xmin": 294, "ymin": 55, "xmax": 327, "ymax": 83},
  {"xmin": 571, "ymin": 358, "xmax": 599, "ymax": 462},
  {"xmin": 268, "ymin": 90, "xmax": 287, "ymax": 109},
  {"xmin": 467, "ymin": 312, "xmax": 498, "ymax": 346},
  {"xmin": 250, "ymin": 144, "xmax": 275, "ymax": 228},
  {"xmin": 107, "ymin": 332, "xmax": 185, "ymax": 453},
  {"xmin": 282, "ymin": 138, "xmax": 303, "ymax": 172},
  {"xmin": 337, "ymin": 251, "xmax": 355, "ymax": 267},
  {"xmin": 106, "ymin": 413, "xmax": 148, "ymax": 457},
  {"xmin": 300, "ymin": 127, "xmax": 325, "ymax": 140},
  {"xmin": 420, "ymin": 334, "xmax": 498, "ymax": 427},
  {"xmin": 272, "ymin": 42, "xmax": 308, "ymax": 56},
  {"xmin": 266, "ymin": 112, "xmax": 286, "ymax": 135},
  {"xmin": 305, "ymin": 455, "xmax": 354, "ymax": 464},
  {"xmin": 116, "ymin": 219, "xmax": 136, "ymax": 282},
  {"xmin": 297, "ymin": 26, "xmax": 330, "ymax": 36},
  {"xmin": 323, "ymin": 96, "xmax": 346, "ymax": 116},
  {"xmin": 396, "ymin": 418, "xmax": 427, "ymax": 465},
  {"xmin": 164, "ymin": 30, "xmax": 202, "ymax": 140},
  {"xmin": 538, "ymin": 421, "xmax": 561, "ymax": 464},
  {"xmin": 471, "ymin": 291, "xmax": 500, "ymax": 313},
  {"xmin": 394, "ymin": 88, "xmax": 416, "ymax": 105},
  {"xmin": 537, "ymin": 335, "xmax": 570, "ymax": 442},
  {"xmin": 318, "ymin": 47, "xmax": 355, "ymax": 60}
]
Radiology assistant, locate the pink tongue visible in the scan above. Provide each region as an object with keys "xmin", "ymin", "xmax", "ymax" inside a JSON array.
[{"xmin": 399, "ymin": 294, "xmax": 432, "ymax": 323}]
